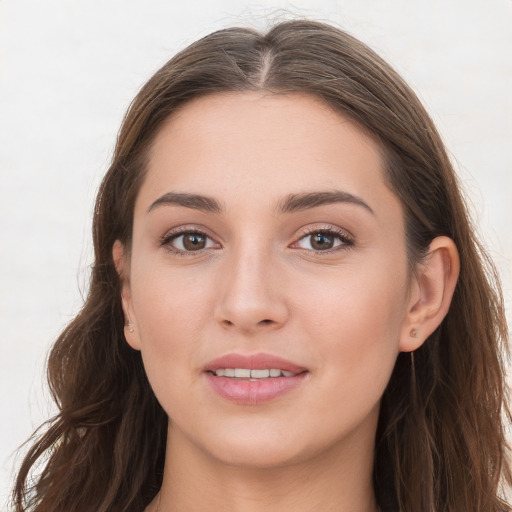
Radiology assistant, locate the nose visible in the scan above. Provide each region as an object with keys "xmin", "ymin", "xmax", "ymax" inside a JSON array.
[{"xmin": 214, "ymin": 244, "xmax": 289, "ymax": 335}]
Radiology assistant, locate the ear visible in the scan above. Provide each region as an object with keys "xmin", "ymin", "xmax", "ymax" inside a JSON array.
[
  {"xmin": 399, "ymin": 236, "xmax": 460, "ymax": 352},
  {"xmin": 112, "ymin": 240, "xmax": 141, "ymax": 351}
]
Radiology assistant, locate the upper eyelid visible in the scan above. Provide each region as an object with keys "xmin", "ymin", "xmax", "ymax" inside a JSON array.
[
  {"xmin": 294, "ymin": 224, "xmax": 354, "ymax": 240},
  {"xmin": 161, "ymin": 224, "xmax": 217, "ymax": 240}
]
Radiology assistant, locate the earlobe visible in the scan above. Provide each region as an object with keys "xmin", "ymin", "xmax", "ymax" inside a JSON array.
[
  {"xmin": 112, "ymin": 240, "xmax": 142, "ymax": 351},
  {"xmin": 399, "ymin": 236, "xmax": 460, "ymax": 352}
]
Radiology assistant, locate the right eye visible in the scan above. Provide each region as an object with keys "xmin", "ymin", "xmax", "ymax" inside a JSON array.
[{"xmin": 162, "ymin": 230, "xmax": 220, "ymax": 254}]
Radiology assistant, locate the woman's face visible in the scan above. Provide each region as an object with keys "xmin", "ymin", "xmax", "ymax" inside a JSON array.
[{"xmin": 119, "ymin": 92, "xmax": 418, "ymax": 468}]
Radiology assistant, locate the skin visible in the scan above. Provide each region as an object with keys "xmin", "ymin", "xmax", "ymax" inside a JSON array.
[{"xmin": 114, "ymin": 92, "xmax": 459, "ymax": 512}]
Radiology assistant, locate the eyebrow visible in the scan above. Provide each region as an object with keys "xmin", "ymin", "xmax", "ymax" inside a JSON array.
[
  {"xmin": 147, "ymin": 190, "xmax": 374, "ymax": 216},
  {"xmin": 277, "ymin": 191, "xmax": 375, "ymax": 215},
  {"xmin": 148, "ymin": 192, "xmax": 222, "ymax": 213}
]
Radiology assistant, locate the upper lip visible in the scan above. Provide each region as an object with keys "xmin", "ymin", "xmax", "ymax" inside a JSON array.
[{"xmin": 203, "ymin": 353, "xmax": 307, "ymax": 374}]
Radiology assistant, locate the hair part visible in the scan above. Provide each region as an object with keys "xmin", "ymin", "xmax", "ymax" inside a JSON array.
[{"xmin": 13, "ymin": 20, "xmax": 511, "ymax": 512}]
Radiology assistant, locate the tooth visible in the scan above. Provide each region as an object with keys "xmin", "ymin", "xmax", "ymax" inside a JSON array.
[
  {"xmin": 214, "ymin": 368, "xmax": 297, "ymax": 378},
  {"xmin": 251, "ymin": 369, "xmax": 270, "ymax": 378}
]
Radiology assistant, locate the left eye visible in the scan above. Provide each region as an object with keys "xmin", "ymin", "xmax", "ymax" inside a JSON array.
[
  {"xmin": 166, "ymin": 231, "xmax": 217, "ymax": 252},
  {"xmin": 295, "ymin": 231, "xmax": 349, "ymax": 251}
]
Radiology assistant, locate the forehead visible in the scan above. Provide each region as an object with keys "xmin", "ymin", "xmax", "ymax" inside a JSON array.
[{"xmin": 138, "ymin": 92, "xmax": 400, "ymax": 222}]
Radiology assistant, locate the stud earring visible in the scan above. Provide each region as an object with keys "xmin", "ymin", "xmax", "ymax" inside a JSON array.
[
  {"xmin": 409, "ymin": 328, "xmax": 418, "ymax": 338},
  {"xmin": 127, "ymin": 322, "xmax": 135, "ymax": 333}
]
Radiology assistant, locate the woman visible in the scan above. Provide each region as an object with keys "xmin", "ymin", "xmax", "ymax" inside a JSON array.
[{"xmin": 12, "ymin": 19, "xmax": 511, "ymax": 512}]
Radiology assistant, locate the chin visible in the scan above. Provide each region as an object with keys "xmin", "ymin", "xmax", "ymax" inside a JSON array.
[
  {"xmin": 196, "ymin": 425, "xmax": 325, "ymax": 470},
  {"xmin": 210, "ymin": 442, "xmax": 307, "ymax": 470}
]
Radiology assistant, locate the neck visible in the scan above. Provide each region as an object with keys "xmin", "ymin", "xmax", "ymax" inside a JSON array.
[{"xmin": 150, "ymin": 419, "xmax": 379, "ymax": 512}]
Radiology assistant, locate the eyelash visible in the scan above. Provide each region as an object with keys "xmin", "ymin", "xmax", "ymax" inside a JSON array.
[
  {"xmin": 293, "ymin": 226, "xmax": 354, "ymax": 254},
  {"xmin": 159, "ymin": 227, "xmax": 218, "ymax": 257},
  {"xmin": 159, "ymin": 226, "xmax": 354, "ymax": 256}
]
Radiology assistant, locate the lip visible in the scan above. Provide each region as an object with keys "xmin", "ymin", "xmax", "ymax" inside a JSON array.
[
  {"xmin": 203, "ymin": 353, "xmax": 307, "ymax": 373},
  {"xmin": 203, "ymin": 352, "xmax": 308, "ymax": 405}
]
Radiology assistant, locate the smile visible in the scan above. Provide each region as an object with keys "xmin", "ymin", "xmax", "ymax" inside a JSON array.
[
  {"xmin": 204, "ymin": 353, "xmax": 308, "ymax": 405},
  {"xmin": 213, "ymin": 368, "xmax": 297, "ymax": 378}
]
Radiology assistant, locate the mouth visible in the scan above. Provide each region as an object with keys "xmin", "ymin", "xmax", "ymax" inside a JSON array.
[
  {"xmin": 203, "ymin": 353, "xmax": 308, "ymax": 405},
  {"xmin": 211, "ymin": 368, "xmax": 298, "ymax": 379}
]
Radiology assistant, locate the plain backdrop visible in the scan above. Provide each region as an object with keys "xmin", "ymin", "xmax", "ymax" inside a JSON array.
[{"xmin": 1, "ymin": 0, "xmax": 511, "ymax": 508}]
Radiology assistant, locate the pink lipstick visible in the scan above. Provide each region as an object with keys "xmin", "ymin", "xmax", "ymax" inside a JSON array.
[{"xmin": 203, "ymin": 353, "xmax": 308, "ymax": 405}]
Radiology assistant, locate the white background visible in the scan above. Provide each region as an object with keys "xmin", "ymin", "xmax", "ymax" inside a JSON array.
[{"xmin": 1, "ymin": 1, "xmax": 511, "ymax": 509}]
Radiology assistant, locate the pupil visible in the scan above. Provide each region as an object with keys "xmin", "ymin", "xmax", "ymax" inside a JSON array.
[
  {"xmin": 311, "ymin": 233, "xmax": 334, "ymax": 250},
  {"xmin": 183, "ymin": 233, "xmax": 206, "ymax": 251}
]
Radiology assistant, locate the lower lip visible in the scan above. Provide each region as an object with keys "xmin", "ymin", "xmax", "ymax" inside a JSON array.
[{"xmin": 205, "ymin": 372, "xmax": 307, "ymax": 405}]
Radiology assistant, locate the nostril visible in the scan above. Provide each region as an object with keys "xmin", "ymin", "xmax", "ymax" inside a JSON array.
[{"xmin": 220, "ymin": 318, "xmax": 279, "ymax": 330}]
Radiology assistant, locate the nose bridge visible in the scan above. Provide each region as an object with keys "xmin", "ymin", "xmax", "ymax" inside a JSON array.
[{"xmin": 215, "ymin": 234, "xmax": 288, "ymax": 331}]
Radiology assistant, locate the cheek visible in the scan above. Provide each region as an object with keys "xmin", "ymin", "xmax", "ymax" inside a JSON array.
[
  {"xmin": 297, "ymin": 259, "xmax": 407, "ymax": 339},
  {"xmin": 128, "ymin": 258, "xmax": 214, "ymax": 395},
  {"xmin": 131, "ymin": 251, "xmax": 212, "ymax": 335},
  {"xmin": 294, "ymin": 261, "xmax": 407, "ymax": 393}
]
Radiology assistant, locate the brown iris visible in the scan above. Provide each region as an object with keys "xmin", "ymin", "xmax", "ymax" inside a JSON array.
[
  {"xmin": 182, "ymin": 233, "xmax": 207, "ymax": 251},
  {"xmin": 310, "ymin": 232, "xmax": 335, "ymax": 250}
]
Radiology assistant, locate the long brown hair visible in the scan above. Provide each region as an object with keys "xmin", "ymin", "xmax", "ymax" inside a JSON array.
[{"xmin": 13, "ymin": 20, "xmax": 511, "ymax": 512}]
